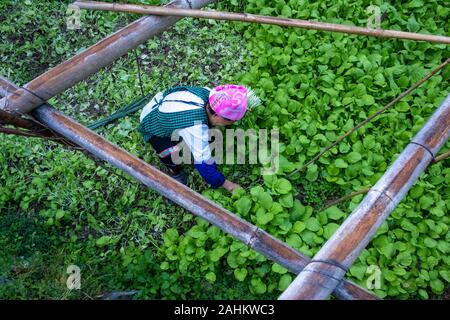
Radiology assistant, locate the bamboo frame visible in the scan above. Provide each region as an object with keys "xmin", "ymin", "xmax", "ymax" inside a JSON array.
[
  {"xmin": 279, "ymin": 94, "xmax": 450, "ymax": 300},
  {"xmin": 0, "ymin": 77, "xmax": 377, "ymax": 300},
  {"xmin": 73, "ymin": 1, "xmax": 450, "ymax": 44}
]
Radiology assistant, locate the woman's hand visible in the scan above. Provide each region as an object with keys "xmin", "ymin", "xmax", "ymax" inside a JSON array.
[{"xmin": 222, "ymin": 180, "xmax": 241, "ymax": 192}]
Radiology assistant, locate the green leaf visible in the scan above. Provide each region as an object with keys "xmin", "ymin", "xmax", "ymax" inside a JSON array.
[
  {"xmin": 278, "ymin": 274, "xmax": 292, "ymax": 291},
  {"xmin": 270, "ymin": 202, "xmax": 284, "ymax": 215},
  {"xmin": 227, "ymin": 253, "xmax": 239, "ymax": 268},
  {"xmin": 396, "ymin": 252, "xmax": 413, "ymax": 266},
  {"xmin": 439, "ymin": 270, "xmax": 450, "ymax": 283},
  {"xmin": 256, "ymin": 192, "xmax": 273, "ymax": 210},
  {"xmin": 209, "ymin": 246, "xmax": 228, "ymax": 262},
  {"xmin": 339, "ymin": 143, "xmax": 350, "ymax": 153},
  {"xmin": 343, "ymin": 97, "xmax": 353, "ymax": 105},
  {"xmin": 381, "ymin": 242, "xmax": 395, "ymax": 258},
  {"xmin": 374, "ymin": 73, "xmax": 386, "ymax": 85},
  {"xmin": 263, "ymin": 174, "xmax": 277, "ymax": 188},
  {"xmin": 323, "ymin": 223, "xmax": 340, "ymax": 239},
  {"xmin": 334, "ymin": 158, "xmax": 348, "ymax": 168},
  {"xmin": 205, "ymin": 272, "xmax": 216, "ymax": 283},
  {"xmin": 347, "ymin": 152, "xmax": 362, "ymax": 163},
  {"xmin": 361, "ymin": 94, "xmax": 375, "ymax": 106},
  {"xmin": 281, "ymin": 5, "xmax": 292, "ymax": 17},
  {"xmin": 405, "ymin": 0, "xmax": 424, "ymax": 8},
  {"xmin": 272, "ymin": 263, "xmax": 288, "ymax": 274},
  {"xmin": 430, "ymin": 279, "xmax": 444, "ymax": 294},
  {"xmin": 234, "ymin": 268, "xmax": 248, "ymax": 282},
  {"xmin": 301, "ymin": 230, "xmax": 316, "ymax": 246},
  {"xmin": 323, "ymin": 206, "xmax": 345, "ymax": 220},
  {"xmin": 232, "ymin": 187, "xmax": 246, "ymax": 199},
  {"xmin": 290, "ymin": 200, "xmax": 306, "ymax": 221},
  {"xmin": 188, "ymin": 226, "xmax": 205, "ymax": 239},
  {"xmin": 393, "ymin": 267, "xmax": 407, "ymax": 276},
  {"xmin": 160, "ymin": 261, "xmax": 170, "ymax": 270},
  {"xmin": 396, "ymin": 101, "xmax": 409, "ymax": 112},
  {"xmin": 259, "ymin": 78, "xmax": 274, "ymax": 91},
  {"xmin": 418, "ymin": 289, "xmax": 429, "ymax": 300},
  {"xmin": 163, "ymin": 228, "xmax": 179, "ymax": 245},
  {"xmin": 234, "ymin": 196, "xmax": 253, "ymax": 215},
  {"xmin": 279, "ymin": 193, "xmax": 294, "ymax": 208},
  {"xmin": 384, "ymin": 270, "xmax": 397, "ymax": 282},
  {"xmin": 363, "ymin": 135, "xmax": 376, "ymax": 149},
  {"xmin": 306, "ymin": 164, "xmax": 319, "ymax": 182},
  {"xmin": 230, "ymin": 241, "xmax": 245, "ymax": 252},
  {"xmin": 437, "ymin": 240, "xmax": 449, "ymax": 254},
  {"xmin": 256, "ymin": 210, "xmax": 274, "ymax": 225},
  {"xmin": 292, "ymin": 221, "xmax": 306, "ymax": 234},
  {"xmin": 274, "ymin": 178, "xmax": 292, "ymax": 194},
  {"xmin": 96, "ymin": 235, "xmax": 113, "ymax": 247},
  {"xmin": 430, "ymin": 207, "xmax": 444, "ymax": 217},
  {"xmin": 349, "ymin": 263, "xmax": 366, "ymax": 280},
  {"xmin": 55, "ymin": 210, "xmax": 65, "ymax": 220},
  {"xmin": 424, "ymin": 237, "xmax": 437, "ymax": 248},
  {"xmin": 419, "ymin": 195, "xmax": 434, "ymax": 209},
  {"xmin": 407, "ymin": 15, "xmax": 420, "ymax": 32},
  {"xmin": 251, "ymin": 277, "xmax": 267, "ymax": 294},
  {"xmin": 207, "ymin": 226, "xmax": 221, "ymax": 240},
  {"xmin": 305, "ymin": 217, "xmax": 321, "ymax": 232},
  {"xmin": 353, "ymin": 84, "xmax": 366, "ymax": 97},
  {"xmin": 286, "ymin": 234, "xmax": 302, "ymax": 248}
]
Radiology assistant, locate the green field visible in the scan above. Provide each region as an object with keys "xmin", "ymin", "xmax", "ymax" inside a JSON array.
[{"xmin": 0, "ymin": 0, "xmax": 449, "ymax": 300}]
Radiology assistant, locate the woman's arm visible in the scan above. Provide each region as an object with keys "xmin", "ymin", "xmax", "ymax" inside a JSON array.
[{"xmin": 179, "ymin": 125, "xmax": 240, "ymax": 190}]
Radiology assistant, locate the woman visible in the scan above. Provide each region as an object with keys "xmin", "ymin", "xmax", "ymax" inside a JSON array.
[{"xmin": 139, "ymin": 84, "xmax": 259, "ymax": 192}]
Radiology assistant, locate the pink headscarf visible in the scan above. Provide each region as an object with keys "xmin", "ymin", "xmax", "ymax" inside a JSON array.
[{"xmin": 208, "ymin": 84, "xmax": 248, "ymax": 121}]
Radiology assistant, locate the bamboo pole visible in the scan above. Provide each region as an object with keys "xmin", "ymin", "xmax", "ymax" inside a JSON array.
[
  {"xmin": 0, "ymin": 0, "xmax": 215, "ymax": 114},
  {"xmin": 289, "ymin": 58, "xmax": 450, "ymax": 177},
  {"xmin": 279, "ymin": 94, "xmax": 450, "ymax": 300},
  {"xmin": 73, "ymin": 1, "xmax": 450, "ymax": 44},
  {"xmin": 0, "ymin": 77, "xmax": 378, "ymax": 300}
]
